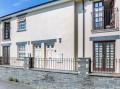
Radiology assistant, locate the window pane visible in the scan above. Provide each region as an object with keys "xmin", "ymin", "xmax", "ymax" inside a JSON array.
[
  {"xmin": 95, "ymin": 3, "xmax": 99, "ymax": 8},
  {"xmin": 18, "ymin": 45, "xmax": 26, "ymax": 59},
  {"xmin": 99, "ymin": 2, "xmax": 103, "ymax": 7},
  {"xmin": 18, "ymin": 19, "xmax": 26, "ymax": 31}
]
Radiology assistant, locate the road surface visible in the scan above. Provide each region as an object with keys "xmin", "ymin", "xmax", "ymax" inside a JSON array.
[{"xmin": 0, "ymin": 80, "xmax": 35, "ymax": 89}]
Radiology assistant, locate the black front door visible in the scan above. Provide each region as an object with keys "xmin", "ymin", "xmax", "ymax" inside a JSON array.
[
  {"xmin": 93, "ymin": 41, "xmax": 115, "ymax": 72},
  {"xmin": 3, "ymin": 46, "xmax": 10, "ymax": 65}
]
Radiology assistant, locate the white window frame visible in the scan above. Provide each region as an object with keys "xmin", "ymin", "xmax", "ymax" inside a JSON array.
[
  {"xmin": 17, "ymin": 15, "xmax": 26, "ymax": 32},
  {"xmin": 17, "ymin": 44, "xmax": 26, "ymax": 60}
]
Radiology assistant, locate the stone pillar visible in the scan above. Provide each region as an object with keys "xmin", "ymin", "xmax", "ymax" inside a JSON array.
[
  {"xmin": 78, "ymin": 58, "xmax": 91, "ymax": 77},
  {"xmin": 24, "ymin": 57, "xmax": 30, "ymax": 69}
]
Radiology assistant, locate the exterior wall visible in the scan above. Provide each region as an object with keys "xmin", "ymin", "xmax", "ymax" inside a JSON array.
[
  {"xmin": 0, "ymin": 0, "xmax": 120, "ymax": 72},
  {"xmin": 84, "ymin": 0, "xmax": 120, "ymax": 58},
  {"xmin": 0, "ymin": 1, "xmax": 75, "ymax": 59},
  {"xmin": 77, "ymin": 2, "xmax": 84, "ymax": 58},
  {"xmin": 77, "ymin": 0, "xmax": 120, "ymax": 73}
]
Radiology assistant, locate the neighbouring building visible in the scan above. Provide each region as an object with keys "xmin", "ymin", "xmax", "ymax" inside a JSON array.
[{"xmin": 0, "ymin": 0, "xmax": 120, "ymax": 74}]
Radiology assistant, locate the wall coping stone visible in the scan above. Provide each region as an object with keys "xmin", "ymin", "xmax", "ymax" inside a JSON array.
[
  {"xmin": 30, "ymin": 68, "xmax": 78, "ymax": 75},
  {"xmin": 89, "ymin": 73, "xmax": 120, "ymax": 78},
  {"xmin": 0, "ymin": 65, "xmax": 24, "ymax": 69},
  {"xmin": 0, "ymin": 65, "xmax": 78, "ymax": 75}
]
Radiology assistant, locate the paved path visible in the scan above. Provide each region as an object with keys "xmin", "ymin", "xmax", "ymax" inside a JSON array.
[{"xmin": 0, "ymin": 80, "xmax": 35, "ymax": 89}]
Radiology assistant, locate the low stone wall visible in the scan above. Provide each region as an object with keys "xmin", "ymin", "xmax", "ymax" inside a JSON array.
[{"xmin": 0, "ymin": 59, "xmax": 120, "ymax": 89}]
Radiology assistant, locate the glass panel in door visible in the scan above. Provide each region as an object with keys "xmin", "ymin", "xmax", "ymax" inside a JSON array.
[
  {"xmin": 105, "ymin": 42, "xmax": 115, "ymax": 71},
  {"xmin": 94, "ymin": 41, "xmax": 115, "ymax": 72}
]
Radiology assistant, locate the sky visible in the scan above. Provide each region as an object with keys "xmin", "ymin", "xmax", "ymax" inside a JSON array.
[{"xmin": 0, "ymin": 0, "xmax": 50, "ymax": 17}]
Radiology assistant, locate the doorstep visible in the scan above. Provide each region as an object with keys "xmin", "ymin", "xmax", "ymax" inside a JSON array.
[{"xmin": 89, "ymin": 73, "xmax": 120, "ymax": 78}]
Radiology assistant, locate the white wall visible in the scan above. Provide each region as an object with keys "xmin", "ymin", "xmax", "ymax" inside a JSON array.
[
  {"xmin": 0, "ymin": 1, "xmax": 75, "ymax": 58},
  {"xmin": 77, "ymin": 2, "xmax": 83, "ymax": 58},
  {"xmin": 77, "ymin": 0, "xmax": 120, "ymax": 73}
]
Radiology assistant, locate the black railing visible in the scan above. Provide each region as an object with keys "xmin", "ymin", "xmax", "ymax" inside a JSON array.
[
  {"xmin": 0, "ymin": 57, "xmax": 77, "ymax": 71},
  {"xmin": 33, "ymin": 58, "xmax": 76, "ymax": 71},
  {"xmin": 92, "ymin": 8, "xmax": 119, "ymax": 31},
  {"xmin": 0, "ymin": 57, "xmax": 27, "ymax": 68}
]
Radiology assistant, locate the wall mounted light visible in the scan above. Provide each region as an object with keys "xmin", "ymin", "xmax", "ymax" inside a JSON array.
[{"xmin": 59, "ymin": 38, "xmax": 62, "ymax": 43}]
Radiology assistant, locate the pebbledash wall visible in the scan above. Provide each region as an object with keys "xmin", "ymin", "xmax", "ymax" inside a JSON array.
[{"xmin": 0, "ymin": 59, "xmax": 120, "ymax": 89}]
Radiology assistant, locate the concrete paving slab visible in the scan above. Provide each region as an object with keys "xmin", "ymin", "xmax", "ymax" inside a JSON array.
[{"xmin": 0, "ymin": 80, "xmax": 35, "ymax": 89}]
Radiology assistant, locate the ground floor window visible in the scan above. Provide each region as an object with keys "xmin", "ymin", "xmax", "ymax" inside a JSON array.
[
  {"xmin": 93, "ymin": 41, "xmax": 115, "ymax": 72},
  {"xmin": 17, "ymin": 44, "xmax": 26, "ymax": 59}
]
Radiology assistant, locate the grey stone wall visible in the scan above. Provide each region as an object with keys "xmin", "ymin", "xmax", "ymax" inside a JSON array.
[{"xmin": 0, "ymin": 59, "xmax": 120, "ymax": 89}]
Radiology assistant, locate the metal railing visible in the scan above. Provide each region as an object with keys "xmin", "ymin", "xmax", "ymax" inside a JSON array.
[
  {"xmin": 0, "ymin": 57, "xmax": 27, "ymax": 68},
  {"xmin": 92, "ymin": 8, "xmax": 119, "ymax": 31},
  {"xmin": 33, "ymin": 58, "xmax": 77, "ymax": 71},
  {"xmin": 0, "ymin": 57, "xmax": 77, "ymax": 71}
]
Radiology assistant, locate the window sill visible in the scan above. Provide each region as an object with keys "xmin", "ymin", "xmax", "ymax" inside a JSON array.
[
  {"xmin": 2, "ymin": 39, "xmax": 11, "ymax": 42},
  {"xmin": 91, "ymin": 28, "xmax": 119, "ymax": 33},
  {"xmin": 0, "ymin": 65, "xmax": 24, "ymax": 69},
  {"xmin": 17, "ymin": 29, "xmax": 26, "ymax": 32}
]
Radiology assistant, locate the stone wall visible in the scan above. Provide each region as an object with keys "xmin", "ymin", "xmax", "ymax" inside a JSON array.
[{"xmin": 0, "ymin": 59, "xmax": 120, "ymax": 89}]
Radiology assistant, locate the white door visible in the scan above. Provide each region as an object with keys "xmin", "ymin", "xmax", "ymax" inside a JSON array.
[
  {"xmin": 34, "ymin": 45, "xmax": 44, "ymax": 68},
  {"xmin": 46, "ymin": 45, "xmax": 55, "ymax": 58},
  {"xmin": 46, "ymin": 44, "xmax": 56, "ymax": 69}
]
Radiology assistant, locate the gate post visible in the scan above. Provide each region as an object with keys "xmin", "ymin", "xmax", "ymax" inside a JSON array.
[
  {"xmin": 0, "ymin": 57, "xmax": 3, "ymax": 65},
  {"xmin": 24, "ymin": 57, "xmax": 34, "ymax": 69},
  {"xmin": 78, "ymin": 58, "xmax": 91, "ymax": 77},
  {"xmin": 24, "ymin": 57, "xmax": 29, "ymax": 69},
  {"xmin": 29, "ymin": 57, "xmax": 34, "ymax": 68}
]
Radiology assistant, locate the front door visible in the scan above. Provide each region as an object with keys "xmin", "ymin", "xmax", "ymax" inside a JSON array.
[
  {"xmin": 34, "ymin": 45, "xmax": 44, "ymax": 68},
  {"xmin": 45, "ymin": 44, "xmax": 55, "ymax": 69},
  {"xmin": 3, "ymin": 46, "xmax": 10, "ymax": 65},
  {"xmin": 46, "ymin": 44, "xmax": 55, "ymax": 59},
  {"xmin": 93, "ymin": 41, "xmax": 115, "ymax": 72}
]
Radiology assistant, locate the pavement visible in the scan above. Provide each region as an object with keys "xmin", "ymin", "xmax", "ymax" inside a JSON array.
[{"xmin": 0, "ymin": 80, "xmax": 35, "ymax": 89}]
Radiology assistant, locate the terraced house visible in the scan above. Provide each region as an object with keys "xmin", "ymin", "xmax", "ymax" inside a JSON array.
[{"xmin": 0, "ymin": 0, "xmax": 120, "ymax": 74}]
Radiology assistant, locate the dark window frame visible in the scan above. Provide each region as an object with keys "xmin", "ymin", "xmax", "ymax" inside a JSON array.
[
  {"xmin": 3, "ymin": 22, "xmax": 11, "ymax": 40},
  {"xmin": 93, "ymin": 41, "xmax": 115, "ymax": 72},
  {"xmin": 93, "ymin": 0, "xmax": 115, "ymax": 30},
  {"xmin": 93, "ymin": 1, "xmax": 104, "ymax": 30}
]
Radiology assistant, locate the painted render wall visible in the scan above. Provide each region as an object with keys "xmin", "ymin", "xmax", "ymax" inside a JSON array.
[
  {"xmin": 0, "ymin": 1, "xmax": 75, "ymax": 58},
  {"xmin": 77, "ymin": 0, "xmax": 120, "ymax": 73},
  {"xmin": 0, "ymin": 0, "xmax": 120, "ymax": 71}
]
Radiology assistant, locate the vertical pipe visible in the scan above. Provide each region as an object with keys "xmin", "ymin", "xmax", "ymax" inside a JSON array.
[{"xmin": 82, "ymin": 0, "xmax": 85, "ymax": 58}]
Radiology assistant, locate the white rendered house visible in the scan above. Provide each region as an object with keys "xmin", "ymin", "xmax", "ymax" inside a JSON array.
[{"xmin": 0, "ymin": 0, "xmax": 120, "ymax": 73}]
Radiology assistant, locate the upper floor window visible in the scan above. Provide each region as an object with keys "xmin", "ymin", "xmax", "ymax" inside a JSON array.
[
  {"xmin": 93, "ymin": 0, "xmax": 118, "ymax": 31},
  {"xmin": 94, "ymin": 1, "xmax": 104, "ymax": 29},
  {"xmin": 3, "ymin": 22, "xmax": 10, "ymax": 40},
  {"xmin": 17, "ymin": 15, "xmax": 26, "ymax": 32}
]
